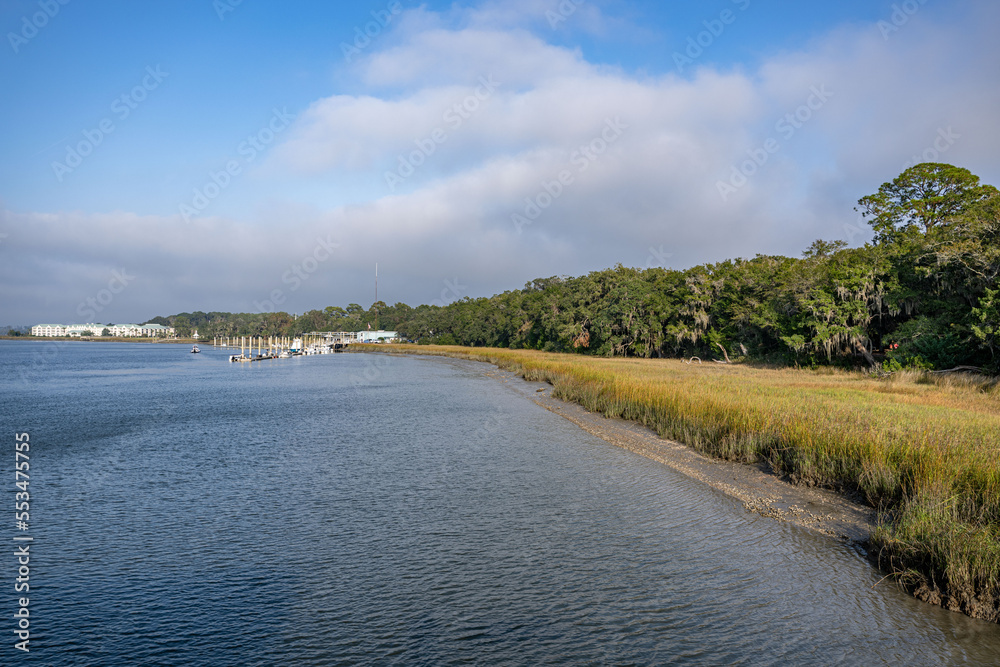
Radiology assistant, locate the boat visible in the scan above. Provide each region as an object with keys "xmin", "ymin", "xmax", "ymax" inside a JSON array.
[{"xmin": 191, "ymin": 345, "xmax": 200, "ymax": 353}]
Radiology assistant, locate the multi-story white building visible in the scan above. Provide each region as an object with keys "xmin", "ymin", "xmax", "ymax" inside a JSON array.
[
  {"xmin": 31, "ymin": 324, "xmax": 67, "ymax": 337},
  {"xmin": 33, "ymin": 323, "xmax": 103, "ymax": 337},
  {"xmin": 112, "ymin": 323, "xmax": 176, "ymax": 337},
  {"xmin": 144, "ymin": 324, "xmax": 175, "ymax": 337},
  {"xmin": 65, "ymin": 323, "xmax": 105, "ymax": 337},
  {"xmin": 32, "ymin": 322, "xmax": 175, "ymax": 337}
]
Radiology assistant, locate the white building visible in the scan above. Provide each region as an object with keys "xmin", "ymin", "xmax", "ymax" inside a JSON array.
[
  {"xmin": 107, "ymin": 323, "xmax": 175, "ymax": 337},
  {"xmin": 32, "ymin": 323, "xmax": 102, "ymax": 337},
  {"xmin": 31, "ymin": 324, "xmax": 67, "ymax": 337},
  {"xmin": 32, "ymin": 322, "xmax": 175, "ymax": 337},
  {"xmin": 140, "ymin": 323, "xmax": 175, "ymax": 337},
  {"xmin": 355, "ymin": 330, "xmax": 399, "ymax": 343},
  {"xmin": 65, "ymin": 323, "xmax": 105, "ymax": 337}
]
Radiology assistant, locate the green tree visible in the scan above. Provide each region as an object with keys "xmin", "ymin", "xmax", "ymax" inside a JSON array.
[
  {"xmin": 857, "ymin": 163, "xmax": 998, "ymax": 243},
  {"xmin": 802, "ymin": 239, "xmax": 848, "ymax": 258},
  {"xmin": 971, "ymin": 288, "xmax": 1000, "ymax": 362},
  {"xmin": 173, "ymin": 316, "xmax": 191, "ymax": 337},
  {"xmin": 857, "ymin": 164, "xmax": 1000, "ymax": 369}
]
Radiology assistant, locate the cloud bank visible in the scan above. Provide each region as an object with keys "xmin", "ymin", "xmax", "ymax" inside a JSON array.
[{"xmin": 3, "ymin": 0, "xmax": 998, "ymax": 324}]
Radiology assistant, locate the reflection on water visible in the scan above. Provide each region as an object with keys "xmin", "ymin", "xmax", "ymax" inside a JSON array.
[{"xmin": 1, "ymin": 340, "xmax": 998, "ymax": 665}]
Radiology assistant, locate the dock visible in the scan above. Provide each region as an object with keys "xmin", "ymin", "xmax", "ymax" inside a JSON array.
[{"xmin": 212, "ymin": 331, "xmax": 397, "ymax": 362}]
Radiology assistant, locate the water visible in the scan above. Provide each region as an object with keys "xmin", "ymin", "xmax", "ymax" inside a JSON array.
[{"xmin": 2, "ymin": 340, "xmax": 999, "ymax": 665}]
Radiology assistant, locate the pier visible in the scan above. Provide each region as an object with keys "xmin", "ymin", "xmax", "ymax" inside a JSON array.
[{"xmin": 212, "ymin": 331, "xmax": 398, "ymax": 362}]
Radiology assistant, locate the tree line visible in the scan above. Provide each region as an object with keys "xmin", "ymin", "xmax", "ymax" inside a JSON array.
[{"xmin": 153, "ymin": 164, "xmax": 999, "ymax": 371}]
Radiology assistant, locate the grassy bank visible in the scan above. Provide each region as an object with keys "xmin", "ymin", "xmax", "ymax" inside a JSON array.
[{"xmin": 357, "ymin": 344, "xmax": 1000, "ymax": 622}]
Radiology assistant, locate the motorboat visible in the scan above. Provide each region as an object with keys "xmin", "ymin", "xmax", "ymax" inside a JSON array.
[{"xmin": 191, "ymin": 345, "xmax": 200, "ymax": 353}]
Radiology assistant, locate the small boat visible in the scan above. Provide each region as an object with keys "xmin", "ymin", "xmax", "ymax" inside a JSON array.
[{"xmin": 191, "ymin": 345, "xmax": 200, "ymax": 353}]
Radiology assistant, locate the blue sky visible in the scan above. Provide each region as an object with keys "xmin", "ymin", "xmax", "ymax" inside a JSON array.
[{"xmin": 1, "ymin": 0, "xmax": 998, "ymax": 325}]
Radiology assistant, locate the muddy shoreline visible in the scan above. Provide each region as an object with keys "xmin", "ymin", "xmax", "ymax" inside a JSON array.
[
  {"xmin": 384, "ymin": 349, "xmax": 877, "ymax": 546},
  {"xmin": 474, "ymin": 361, "xmax": 876, "ymax": 547}
]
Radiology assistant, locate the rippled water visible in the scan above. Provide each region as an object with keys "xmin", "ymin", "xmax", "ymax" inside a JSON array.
[{"xmin": 2, "ymin": 340, "xmax": 999, "ymax": 665}]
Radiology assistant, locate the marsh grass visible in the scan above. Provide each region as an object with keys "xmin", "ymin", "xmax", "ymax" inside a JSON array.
[{"xmin": 361, "ymin": 344, "xmax": 1000, "ymax": 616}]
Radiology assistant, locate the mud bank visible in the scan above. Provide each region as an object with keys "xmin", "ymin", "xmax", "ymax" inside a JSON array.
[
  {"xmin": 371, "ymin": 347, "xmax": 876, "ymax": 543},
  {"xmin": 475, "ymin": 361, "xmax": 875, "ymax": 546}
]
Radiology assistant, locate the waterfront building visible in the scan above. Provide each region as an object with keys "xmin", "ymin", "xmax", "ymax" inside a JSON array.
[
  {"xmin": 65, "ymin": 323, "xmax": 105, "ymax": 337},
  {"xmin": 355, "ymin": 330, "xmax": 399, "ymax": 343},
  {"xmin": 140, "ymin": 323, "xmax": 175, "ymax": 337},
  {"xmin": 32, "ymin": 322, "xmax": 175, "ymax": 337},
  {"xmin": 31, "ymin": 324, "xmax": 68, "ymax": 337},
  {"xmin": 106, "ymin": 323, "xmax": 175, "ymax": 337}
]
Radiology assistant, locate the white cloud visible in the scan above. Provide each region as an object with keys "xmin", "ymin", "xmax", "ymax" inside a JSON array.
[{"xmin": 5, "ymin": 0, "xmax": 998, "ymax": 322}]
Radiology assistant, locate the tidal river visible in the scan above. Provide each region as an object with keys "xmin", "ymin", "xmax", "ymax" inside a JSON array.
[{"xmin": 2, "ymin": 340, "xmax": 999, "ymax": 665}]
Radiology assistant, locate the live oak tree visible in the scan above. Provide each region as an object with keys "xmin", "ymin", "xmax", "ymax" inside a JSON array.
[
  {"xmin": 855, "ymin": 164, "xmax": 1000, "ymax": 367},
  {"xmin": 857, "ymin": 163, "xmax": 998, "ymax": 243}
]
